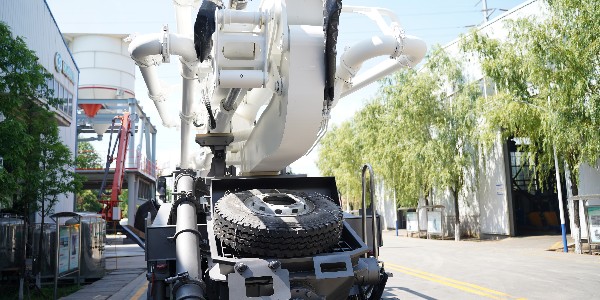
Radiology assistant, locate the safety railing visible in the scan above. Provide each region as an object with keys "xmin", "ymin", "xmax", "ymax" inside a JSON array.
[{"xmin": 134, "ymin": 150, "xmax": 157, "ymax": 178}]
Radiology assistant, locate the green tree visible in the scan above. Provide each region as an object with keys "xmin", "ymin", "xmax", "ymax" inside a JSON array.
[
  {"xmin": 460, "ymin": 0, "xmax": 600, "ymax": 197},
  {"xmin": 0, "ymin": 21, "xmax": 80, "ymax": 215},
  {"xmin": 76, "ymin": 141, "xmax": 102, "ymax": 169},
  {"xmin": 318, "ymin": 46, "xmax": 480, "ymax": 242},
  {"xmin": 77, "ymin": 190, "xmax": 102, "ymax": 212},
  {"xmin": 377, "ymin": 47, "xmax": 480, "ymax": 240},
  {"xmin": 318, "ymin": 121, "xmax": 364, "ymax": 209},
  {"xmin": 75, "ymin": 142, "xmax": 103, "ymax": 212},
  {"xmin": 0, "ymin": 22, "xmax": 81, "ymax": 287},
  {"xmin": 119, "ymin": 189, "xmax": 128, "ymax": 218}
]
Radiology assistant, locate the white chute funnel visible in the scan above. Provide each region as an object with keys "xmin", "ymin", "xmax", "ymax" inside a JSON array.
[{"xmin": 92, "ymin": 123, "xmax": 112, "ymax": 136}]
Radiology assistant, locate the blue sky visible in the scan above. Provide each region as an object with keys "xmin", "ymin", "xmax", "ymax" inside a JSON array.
[{"xmin": 47, "ymin": 0, "xmax": 527, "ymax": 175}]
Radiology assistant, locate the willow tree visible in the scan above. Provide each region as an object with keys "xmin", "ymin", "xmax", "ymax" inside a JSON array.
[
  {"xmin": 318, "ymin": 45, "xmax": 480, "ymax": 240},
  {"xmin": 317, "ymin": 121, "xmax": 364, "ymax": 209},
  {"xmin": 377, "ymin": 47, "xmax": 480, "ymax": 240},
  {"xmin": 461, "ymin": 0, "xmax": 600, "ymax": 197}
]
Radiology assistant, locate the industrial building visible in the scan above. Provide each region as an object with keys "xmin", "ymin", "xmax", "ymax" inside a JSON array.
[{"xmin": 387, "ymin": 0, "xmax": 600, "ymax": 241}]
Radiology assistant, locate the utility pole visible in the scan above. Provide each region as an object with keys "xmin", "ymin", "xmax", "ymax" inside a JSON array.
[
  {"xmin": 482, "ymin": 0, "xmax": 490, "ymax": 22},
  {"xmin": 553, "ymin": 147, "xmax": 568, "ymax": 252}
]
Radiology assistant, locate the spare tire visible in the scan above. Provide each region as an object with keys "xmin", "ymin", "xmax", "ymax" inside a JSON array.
[{"xmin": 213, "ymin": 189, "xmax": 343, "ymax": 258}]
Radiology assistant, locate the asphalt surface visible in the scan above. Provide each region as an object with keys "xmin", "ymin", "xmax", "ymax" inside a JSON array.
[
  {"xmin": 380, "ymin": 230, "xmax": 600, "ymax": 300},
  {"xmin": 63, "ymin": 232, "xmax": 600, "ymax": 300}
]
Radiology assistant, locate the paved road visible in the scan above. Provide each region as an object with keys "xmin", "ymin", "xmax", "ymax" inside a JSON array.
[
  {"xmin": 68, "ymin": 232, "xmax": 600, "ymax": 299},
  {"xmin": 380, "ymin": 231, "xmax": 600, "ymax": 300},
  {"xmin": 61, "ymin": 235, "xmax": 148, "ymax": 300}
]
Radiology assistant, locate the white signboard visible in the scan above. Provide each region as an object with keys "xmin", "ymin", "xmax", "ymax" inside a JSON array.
[
  {"xmin": 70, "ymin": 225, "xmax": 80, "ymax": 269},
  {"xmin": 588, "ymin": 206, "xmax": 600, "ymax": 244},
  {"xmin": 58, "ymin": 226, "xmax": 70, "ymax": 274},
  {"xmin": 427, "ymin": 211, "xmax": 442, "ymax": 234},
  {"xmin": 58, "ymin": 224, "xmax": 80, "ymax": 275},
  {"xmin": 406, "ymin": 212, "xmax": 418, "ymax": 232},
  {"xmin": 495, "ymin": 183, "xmax": 504, "ymax": 196}
]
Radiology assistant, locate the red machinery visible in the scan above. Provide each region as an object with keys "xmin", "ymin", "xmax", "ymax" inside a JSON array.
[{"xmin": 98, "ymin": 112, "xmax": 131, "ymax": 220}]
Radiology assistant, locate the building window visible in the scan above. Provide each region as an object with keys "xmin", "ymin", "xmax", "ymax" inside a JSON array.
[
  {"xmin": 67, "ymin": 92, "xmax": 73, "ymax": 116},
  {"xmin": 510, "ymin": 151, "xmax": 536, "ymax": 192},
  {"xmin": 53, "ymin": 78, "xmax": 59, "ymax": 99},
  {"xmin": 48, "ymin": 77, "xmax": 73, "ymax": 118}
]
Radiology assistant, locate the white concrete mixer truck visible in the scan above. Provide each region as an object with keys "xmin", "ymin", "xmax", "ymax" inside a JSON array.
[{"xmin": 128, "ymin": 0, "xmax": 426, "ymax": 298}]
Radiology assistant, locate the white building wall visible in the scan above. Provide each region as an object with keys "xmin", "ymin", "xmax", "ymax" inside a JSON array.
[
  {"xmin": 567, "ymin": 163, "xmax": 600, "ymax": 239},
  {"xmin": 1, "ymin": 0, "xmax": 79, "ymax": 221},
  {"xmin": 435, "ymin": 0, "xmax": 545, "ymax": 237},
  {"xmin": 576, "ymin": 163, "xmax": 600, "ymax": 205},
  {"xmin": 476, "ymin": 136, "xmax": 512, "ymax": 235},
  {"xmin": 374, "ymin": 179, "xmax": 397, "ymax": 230}
]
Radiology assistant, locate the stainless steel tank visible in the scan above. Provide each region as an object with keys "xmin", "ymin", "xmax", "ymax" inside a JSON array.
[
  {"xmin": 0, "ymin": 216, "xmax": 26, "ymax": 271},
  {"xmin": 79, "ymin": 213, "xmax": 106, "ymax": 279}
]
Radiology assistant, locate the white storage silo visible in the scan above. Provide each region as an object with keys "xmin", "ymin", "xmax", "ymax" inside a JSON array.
[{"xmin": 65, "ymin": 34, "xmax": 135, "ymax": 135}]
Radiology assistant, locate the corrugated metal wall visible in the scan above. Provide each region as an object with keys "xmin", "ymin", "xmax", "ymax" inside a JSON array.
[{"xmin": 0, "ymin": 0, "xmax": 79, "ymax": 219}]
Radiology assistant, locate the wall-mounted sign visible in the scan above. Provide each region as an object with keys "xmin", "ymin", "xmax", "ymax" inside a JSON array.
[
  {"xmin": 495, "ymin": 183, "xmax": 504, "ymax": 196},
  {"xmin": 54, "ymin": 52, "xmax": 75, "ymax": 84}
]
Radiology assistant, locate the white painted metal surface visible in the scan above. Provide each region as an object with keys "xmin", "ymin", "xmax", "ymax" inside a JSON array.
[
  {"xmin": 67, "ymin": 34, "xmax": 135, "ymax": 100},
  {"xmin": 130, "ymin": 0, "xmax": 426, "ymax": 175}
]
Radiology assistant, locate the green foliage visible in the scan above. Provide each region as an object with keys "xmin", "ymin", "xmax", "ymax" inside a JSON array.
[
  {"xmin": 0, "ymin": 21, "xmax": 80, "ymax": 218},
  {"xmin": 460, "ymin": 0, "xmax": 600, "ymax": 195},
  {"xmin": 76, "ymin": 189, "xmax": 103, "ymax": 212},
  {"xmin": 317, "ymin": 121, "xmax": 364, "ymax": 209},
  {"xmin": 0, "ymin": 282, "xmax": 80, "ymax": 300},
  {"xmin": 76, "ymin": 141, "xmax": 102, "ymax": 169},
  {"xmin": 119, "ymin": 189, "xmax": 128, "ymax": 218},
  {"xmin": 75, "ymin": 143, "xmax": 103, "ymax": 212},
  {"xmin": 317, "ymin": 46, "xmax": 481, "ymax": 212}
]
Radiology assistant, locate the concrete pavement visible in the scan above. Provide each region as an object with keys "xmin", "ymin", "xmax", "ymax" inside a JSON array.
[
  {"xmin": 380, "ymin": 230, "xmax": 600, "ymax": 300},
  {"xmin": 61, "ymin": 231, "xmax": 599, "ymax": 300},
  {"xmin": 60, "ymin": 235, "xmax": 147, "ymax": 300}
]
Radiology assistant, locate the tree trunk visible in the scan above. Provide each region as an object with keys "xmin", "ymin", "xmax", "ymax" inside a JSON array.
[
  {"xmin": 453, "ymin": 187, "xmax": 460, "ymax": 241},
  {"xmin": 19, "ymin": 201, "xmax": 30, "ymax": 300},
  {"xmin": 569, "ymin": 170, "xmax": 582, "ymax": 253},
  {"xmin": 570, "ymin": 174, "xmax": 578, "ymax": 197},
  {"xmin": 34, "ymin": 150, "xmax": 47, "ymax": 288},
  {"xmin": 36, "ymin": 196, "xmax": 44, "ymax": 288}
]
